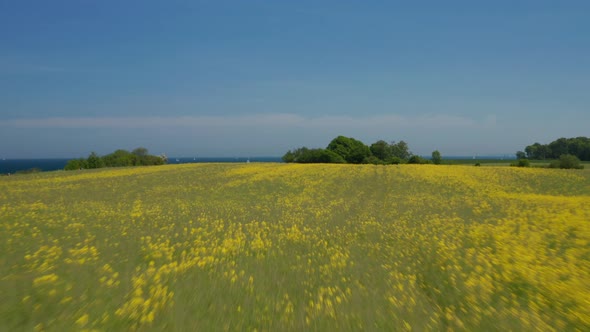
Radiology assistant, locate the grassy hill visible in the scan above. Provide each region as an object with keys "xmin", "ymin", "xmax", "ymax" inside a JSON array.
[{"xmin": 1, "ymin": 164, "xmax": 589, "ymax": 331}]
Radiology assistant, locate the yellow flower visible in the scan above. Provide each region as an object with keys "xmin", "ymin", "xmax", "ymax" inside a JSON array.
[
  {"xmin": 75, "ymin": 314, "xmax": 89, "ymax": 327},
  {"xmin": 33, "ymin": 273, "xmax": 58, "ymax": 287}
]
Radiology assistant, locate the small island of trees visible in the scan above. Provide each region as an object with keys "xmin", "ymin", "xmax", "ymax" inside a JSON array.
[
  {"xmin": 515, "ymin": 137, "xmax": 588, "ymax": 169},
  {"xmin": 282, "ymin": 136, "xmax": 441, "ymax": 165},
  {"xmin": 284, "ymin": 135, "xmax": 587, "ymax": 169},
  {"xmin": 64, "ymin": 148, "xmax": 167, "ymax": 170}
]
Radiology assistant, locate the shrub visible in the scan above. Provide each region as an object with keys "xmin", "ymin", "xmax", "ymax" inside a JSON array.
[
  {"xmin": 510, "ymin": 159, "xmax": 530, "ymax": 167},
  {"xmin": 326, "ymin": 136, "xmax": 371, "ymax": 164},
  {"xmin": 283, "ymin": 147, "xmax": 346, "ymax": 164},
  {"xmin": 431, "ymin": 150, "xmax": 442, "ymax": 165},
  {"xmin": 549, "ymin": 154, "xmax": 584, "ymax": 169},
  {"xmin": 86, "ymin": 152, "xmax": 105, "ymax": 169},
  {"xmin": 387, "ymin": 156, "xmax": 405, "ymax": 165},
  {"xmin": 64, "ymin": 158, "xmax": 88, "ymax": 170},
  {"xmin": 407, "ymin": 155, "xmax": 431, "ymax": 164},
  {"xmin": 363, "ymin": 156, "xmax": 385, "ymax": 165}
]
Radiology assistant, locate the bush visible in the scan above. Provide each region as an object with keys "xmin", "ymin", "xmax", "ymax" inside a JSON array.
[
  {"xmin": 86, "ymin": 152, "xmax": 105, "ymax": 169},
  {"xmin": 64, "ymin": 158, "xmax": 88, "ymax": 170},
  {"xmin": 65, "ymin": 148, "xmax": 166, "ymax": 171},
  {"xmin": 510, "ymin": 159, "xmax": 530, "ymax": 167},
  {"xmin": 326, "ymin": 136, "xmax": 372, "ymax": 164},
  {"xmin": 431, "ymin": 150, "xmax": 442, "ymax": 165},
  {"xmin": 282, "ymin": 147, "xmax": 346, "ymax": 164},
  {"xmin": 407, "ymin": 155, "xmax": 431, "ymax": 164},
  {"xmin": 312, "ymin": 149, "xmax": 346, "ymax": 164},
  {"xmin": 386, "ymin": 156, "xmax": 405, "ymax": 165},
  {"xmin": 363, "ymin": 156, "xmax": 385, "ymax": 165},
  {"xmin": 549, "ymin": 154, "xmax": 584, "ymax": 169}
]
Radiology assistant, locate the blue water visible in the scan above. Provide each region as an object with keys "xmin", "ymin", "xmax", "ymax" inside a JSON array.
[
  {"xmin": 0, "ymin": 159, "xmax": 71, "ymax": 174},
  {"xmin": 0, "ymin": 157, "xmax": 283, "ymax": 174},
  {"xmin": 0, "ymin": 155, "xmax": 513, "ymax": 174},
  {"xmin": 169, "ymin": 157, "xmax": 283, "ymax": 164}
]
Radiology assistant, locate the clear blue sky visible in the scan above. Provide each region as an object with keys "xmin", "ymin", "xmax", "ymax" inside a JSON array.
[{"xmin": 1, "ymin": 1, "xmax": 588, "ymax": 158}]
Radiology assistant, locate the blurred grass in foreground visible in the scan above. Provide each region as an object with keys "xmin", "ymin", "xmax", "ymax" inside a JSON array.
[{"xmin": 1, "ymin": 163, "xmax": 589, "ymax": 331}]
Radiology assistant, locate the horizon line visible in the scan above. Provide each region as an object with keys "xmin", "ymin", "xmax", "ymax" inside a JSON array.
[{"xmin": 1, "ymin": 154, "xmax": 519, "ymax": 160}]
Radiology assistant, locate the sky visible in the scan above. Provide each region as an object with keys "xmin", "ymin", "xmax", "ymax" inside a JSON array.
[{"xmin": 1, "ymin": 0, "xmax": 589, "ymax": 158}]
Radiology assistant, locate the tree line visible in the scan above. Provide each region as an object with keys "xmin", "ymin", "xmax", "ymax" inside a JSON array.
[
  {"xmin": 516, "ymin": 137, "xmax": 590, "ymax": 161},
  {"xmin": 283, "ymin": 136, "xmax": 442, "ymax": 165},
  {"xmin": 64, "ymin": 148, "xmax": 167, "ymax": 170}
]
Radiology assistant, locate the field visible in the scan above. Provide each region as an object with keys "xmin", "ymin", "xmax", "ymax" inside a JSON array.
[
  {"xmin": 1, "ymin": 164, "xmax": 589, "ymax": 331},
  {"xmin": 443, "ymin": 159, "xmax": 590, "ymax": 168}
]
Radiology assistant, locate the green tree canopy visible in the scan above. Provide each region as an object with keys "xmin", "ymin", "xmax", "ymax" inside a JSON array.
[
  {"xmin": 284, "ymin": 136, "xmax": 415, "ymax": 165},
  {"xmin": 282, "ymin": 147, "xmax": 345, "ymax": 164},
  {"xmin": 86, "ymin": 152, "xmax": 105, "ymax": 169},
  {"xmin": 390, "ymin": 141, "xmax": 412, "ymax": 160},
  {"xmin": 102, "ymin": 149, "xmax": 137, "ymax": 167},
  {"xmin": 64, "ymin": 158, "xmax": 88, "ymax": 171},
  {"xmin": 64, "ymin": 148, "xmax": 166, "ymax": 171},
  {"xmin": 523, "ymin": 137, "xmax": 590, "ymax": 161},
  {"xmin": 407, "ymin": 155, "xmax": 431, "ymax": 164},
  {"xmin": 431, "ymin": 150, "xmax": 442, "ymax": 165},
  {"xmin": 370, "ymin": 140, "xmax": 391, "ymax": 161},
  {"xmin": 326, "ymin": 136, "xmax": 372, "ymax": 164}
]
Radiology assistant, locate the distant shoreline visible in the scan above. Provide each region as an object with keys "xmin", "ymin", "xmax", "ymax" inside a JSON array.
[
  {"xmin": 0, "ymin": 156, "xmax": 517, "ymax": 174},
  {"xmin": 0, "ymin": 157, "xmax": 282, "ymax": 174}
]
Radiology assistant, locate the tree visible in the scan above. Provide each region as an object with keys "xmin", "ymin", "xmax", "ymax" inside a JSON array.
[
  {"xmin": 515, "ymin": 151, "xmax": 526, "ymax": 160},
  {"xmin": 102, "ymin": 149, "xmax": 137, "ymax": 167},
  {"xmin": 326, "ymin": 136, "xmax": 371, "ymax": 164},
  {"xmin": 282, "ymin": 147, "xmax": 312, "ymax": 163},
  {"xmin": 370, "ymin": 140, "xmax": 391, "ymax": 161},
  {"xmin": 64, "ymin": 158, "xmax": 88, "ymax": 170},
  {"xmin": 65, "ymin": 148, "xmax": 166, "ymax": 171},
  {"xmin": 86, "ymin": 152, "xmax": 104, "ymax": 169},
  {"xmin": 548, "ymin": 138, "xmax": 569, "ymax": 159},
  {"xmin": 282, "ymin": 150, "xmax": 296, "ymax": 163},
  {"xmin": 525, "ymin": 142, "xmax": 550, "ymax": 160},
  {"xmin": 363, "ymin": 155, "xmax": 385, "ymax": 165},
  {"xmin": 132, "ymin": 147, "xmax": 149, "ymax": 158},
  {"xmin": 132, "ymin": 147, "xmax": 150, "ymax": 165},
  {"xmin": 407, "ymin": 155, "xmax": 430, "ymax": 164},
  {"xmin": 431, "ymin": 150, "xmax": 442, "ymax": 165},
  {"xmin": 282, "ymin": 147, "xmax": 345, "ymax": 164},
  {"xmin": 524, "ymin": 144, "xmax": 537, "ymax": 159},
  {"xmin": 312, "ymin": 149, "xmax": 346, "ymax": 163},
  {"xmin": 369, "ymin": 139, "xmax": 414, "ymax": 163},
  {"xmin": 537, "ymin": 145, "xmax": 551, "ymax": 160},
  {"xmin": 521, "ymin": 137, "xmax": 589, "ymax": 161},
  {"xmin": 142, "ymin": 155, "xmax": 166, "ymax": 166},
  {"xmin": 390, "ymin": 141, "xmax": 411, "ymax": 160},
  {"xmin": 388, "ymin": 156, "xmax": 404, "ymax": 164},
  {"xmin": 566, "ymin": 137, "xmax": 590, "ymax": 161}
]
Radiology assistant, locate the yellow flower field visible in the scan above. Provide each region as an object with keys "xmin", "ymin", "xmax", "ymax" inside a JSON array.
[{"xmin": 1, "ymin": 164, "xmax": 589, "ymax": 331}]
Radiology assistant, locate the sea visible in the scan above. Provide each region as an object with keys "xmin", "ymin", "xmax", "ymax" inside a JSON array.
[
  {"xmin": 0, "ymin": 157, "xmax": 283, "ymax": 174},
  {"xmin": 0, "ymin": 155, "xmax": 514, "ymax": 175}
]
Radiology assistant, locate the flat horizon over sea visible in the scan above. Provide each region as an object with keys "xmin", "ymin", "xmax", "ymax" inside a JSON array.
[
  {"xmin": 0, "ymin": 157, "xmax": 281, "ymax": 174},
  {"xmin": 0, "ymin": 155, "xmax": 517, "ymax": 175}
]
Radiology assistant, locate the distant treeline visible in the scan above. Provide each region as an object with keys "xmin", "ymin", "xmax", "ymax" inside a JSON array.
[
  {"xmin": 64, "ymin": 148, "xmax": 167, "ymax": 170},
  {"xmin": 283, "ymin": 136, "xmax": 442, "ymax": 165},
  {"xmin": 516, "ymin": 137, "xmax": 590, "ymax": 161}
]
